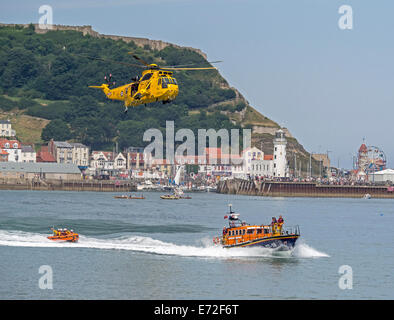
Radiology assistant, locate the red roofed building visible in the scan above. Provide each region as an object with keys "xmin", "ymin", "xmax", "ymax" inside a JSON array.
[
  {"xmin": 36, "ymin": 146, "xmax": 56, "ymax": 163},
  {"xmin": 0, "ymin": 149, "xmax": 8, "ymax": 162},
  {"xmin": 0, "ymin": 138, "xmax": 21, "ymax": 162},
  {"xmin": 127, "ymin": 152, "xmax": 145, "ymax": 170}
]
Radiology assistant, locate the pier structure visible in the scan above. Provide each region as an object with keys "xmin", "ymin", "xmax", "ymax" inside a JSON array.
[{"xmin": 217, "ymin": 179, "xmax": 394, "ymax": 198}]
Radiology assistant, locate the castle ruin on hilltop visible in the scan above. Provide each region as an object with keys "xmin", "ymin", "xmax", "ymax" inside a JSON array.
[{"xmin": 0, "ymin": 23, "xmax": 208, "ymax": 59}]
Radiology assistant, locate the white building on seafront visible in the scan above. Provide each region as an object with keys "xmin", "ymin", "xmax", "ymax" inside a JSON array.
[
  {"xmin": 20, "ymin": 145, "xmax": 36, "ymax": 163},
  {"xmin": 232, "ymin": 129, "xmax": 289, "ymax": 179}
]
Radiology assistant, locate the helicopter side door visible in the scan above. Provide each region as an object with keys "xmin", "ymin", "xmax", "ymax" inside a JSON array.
[{"xmin": 161, "ymin": 77, "xmax": 169, "ymax": 89}]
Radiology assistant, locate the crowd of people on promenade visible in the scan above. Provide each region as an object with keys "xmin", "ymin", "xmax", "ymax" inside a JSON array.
[{"xmin": 247, "ymin": 175, "xmax": 391, "ymax": 186}]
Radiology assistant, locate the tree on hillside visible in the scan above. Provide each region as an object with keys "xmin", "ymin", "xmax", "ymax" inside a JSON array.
[
  {"xmin": 41, "ymin": 119, "xmax": 72, "ymax": 141},
  {"xmin": 117, "ymin": 119, "xmax": 160, "ymax": 149},
  {"xmin": 0, "ymin": 48, "xmax": 38, "ymax": 89}
]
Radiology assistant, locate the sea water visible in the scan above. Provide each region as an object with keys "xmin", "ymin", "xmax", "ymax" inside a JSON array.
[{"xmin": 0, "ymin": 190, "xmax": 393, "ymax": 299}]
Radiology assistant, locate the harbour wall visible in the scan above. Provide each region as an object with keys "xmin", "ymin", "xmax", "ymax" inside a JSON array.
[
  {"xmin": 217, "ymin": 179, "xmax": 394, "ymax": 199},
  {"xmin": 0, "ymin": 179, "xmax": 137, "ymax": 192}
]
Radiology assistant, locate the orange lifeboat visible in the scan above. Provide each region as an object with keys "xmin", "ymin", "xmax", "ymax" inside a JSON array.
[{"xmin": 47, "ymin": 228, "xmax": 79, "ymax": 243}]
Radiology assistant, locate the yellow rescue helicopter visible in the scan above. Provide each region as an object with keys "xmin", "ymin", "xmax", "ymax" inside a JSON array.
[{"xmin": 88, "ymin": 53, "xmax": 219, "ymax": 113}]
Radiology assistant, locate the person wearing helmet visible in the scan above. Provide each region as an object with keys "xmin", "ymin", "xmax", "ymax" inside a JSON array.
[{"xmin": 277, "ymin": 215, "xmax": 284, "ymax": 233}]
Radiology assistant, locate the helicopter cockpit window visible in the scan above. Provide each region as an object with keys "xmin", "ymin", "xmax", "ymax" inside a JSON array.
[{"xmin": 140, "ymin": 73, "xmax": 153, "ymax": 81}]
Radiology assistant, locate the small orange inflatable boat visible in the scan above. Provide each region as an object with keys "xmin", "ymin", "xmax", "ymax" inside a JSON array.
[{"xmin": 48, "ymin": 228, "xmax": 79, "ymax": 243}]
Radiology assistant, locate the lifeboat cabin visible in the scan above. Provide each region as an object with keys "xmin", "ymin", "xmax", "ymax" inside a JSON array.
[{"xmin": 214, "ymin": 205, "xmax": 300, "ymax": 250}]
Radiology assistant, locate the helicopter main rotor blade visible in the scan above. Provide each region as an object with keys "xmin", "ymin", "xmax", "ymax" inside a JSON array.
[
  {"xmin": 128, "ymin": 52, "xmax": 150, "ymax": 67},
  {"xmin": 161, "ymin": 61, "xmax": 222, "ymax": 68},
  {"xmin": 162, "ymin": 67, "xmax": 217, "ymax": 71}
]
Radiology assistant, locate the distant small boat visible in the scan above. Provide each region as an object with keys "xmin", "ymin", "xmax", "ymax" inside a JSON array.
[
  {"xmin": 161, "ymin": 167, "xmax": 192, "ymax": 199},
  {"xmin": 191, "ymin": 186, "xmax": 206, "ymax": 192},
  {"xmin": 114, "ymin": 195, "xmax": 129, "ymax": 199},
  {"xmin": 160, "ymin": 194, "xmax": 180, "ymax": 200},
  {"xmin": 363, "ymin": 194, "xmax": 371, "ymax": 199},
  {"xmin": 48, "ymin": 228, "xmax": 79, "ymax": 243},
  {"xmin": 129, "ymin": 196, "xmax": 145, "ymax": 199},
  {"xmin": 173, "ymin": 187, "xmax": 191, "ymax": 199},
  {"xmin": 114, "ymin": 194, "xmax": 145, "ymax": 199},
  {"xmin": 137, "ymin": 180, "xmax": 160, "ymax": 191},
  {"xmin": 206, "ymin": 186, "xmax": 217, "ymax": 192},
  {"xmin": 190, "ymin": 185, "xmax": 217, "ymax": 192}
]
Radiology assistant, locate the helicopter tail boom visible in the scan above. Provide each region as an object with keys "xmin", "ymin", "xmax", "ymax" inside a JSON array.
[
  {"xmin": 88, "ymin": 84, "xmax": 109, "ymax": 90},
  {"xmin": 88, "ymin": 84, "xmax": 111, "ymax": 96}
]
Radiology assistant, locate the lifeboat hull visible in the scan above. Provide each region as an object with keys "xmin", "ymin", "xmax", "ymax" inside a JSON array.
[
  {"xmin": 47, "ymin": 234, "xmax": 79, "ymax": 243},
  {"xmin": 223, "ymin": 235, "xmax": 299, "ymax": 250}
]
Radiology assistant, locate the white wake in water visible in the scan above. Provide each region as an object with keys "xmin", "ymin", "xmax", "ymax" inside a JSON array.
[
  {"xmin": 291, "ymin": 240, "xmax": 330, "ymax": 258},
  {"xmin": 0, "ymin": 230, "xmax": 329, "ymax": 259}
]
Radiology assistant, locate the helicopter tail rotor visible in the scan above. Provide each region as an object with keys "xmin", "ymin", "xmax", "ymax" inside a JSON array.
[{"xmin": 104, "ymin": 74, "xmax": 116, "ymax": 87}]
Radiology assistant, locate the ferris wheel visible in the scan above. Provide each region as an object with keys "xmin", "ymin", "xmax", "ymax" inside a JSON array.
[{"xmin": 357, "ymin": 145, "xmax": 387, "ymax": 173}]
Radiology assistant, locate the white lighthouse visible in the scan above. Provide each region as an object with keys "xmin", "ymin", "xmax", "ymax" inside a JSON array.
[{"xmin": 273, "ymin": 129, "xmax": 287, "ymax": 177}]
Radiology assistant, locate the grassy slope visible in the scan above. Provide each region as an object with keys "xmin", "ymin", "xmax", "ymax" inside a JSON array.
[{"xmin": 0, "ymin": 109, "xmax": 49, "ymax": 145}]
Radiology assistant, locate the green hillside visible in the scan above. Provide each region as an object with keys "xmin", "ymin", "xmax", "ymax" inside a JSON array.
[{"xmin": 0, "ymin": 23, "xmax": 319, "ymax": 173}]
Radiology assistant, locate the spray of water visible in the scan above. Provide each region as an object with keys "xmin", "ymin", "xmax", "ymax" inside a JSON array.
[{"xmin": 0, "ymin": 230, "xmax": 329, "ymax": 259}]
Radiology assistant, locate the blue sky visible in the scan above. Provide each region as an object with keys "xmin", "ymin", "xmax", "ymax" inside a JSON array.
[{"xmin": 1, "ymin": 0, "xmax": 393, "ymax": 168}]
